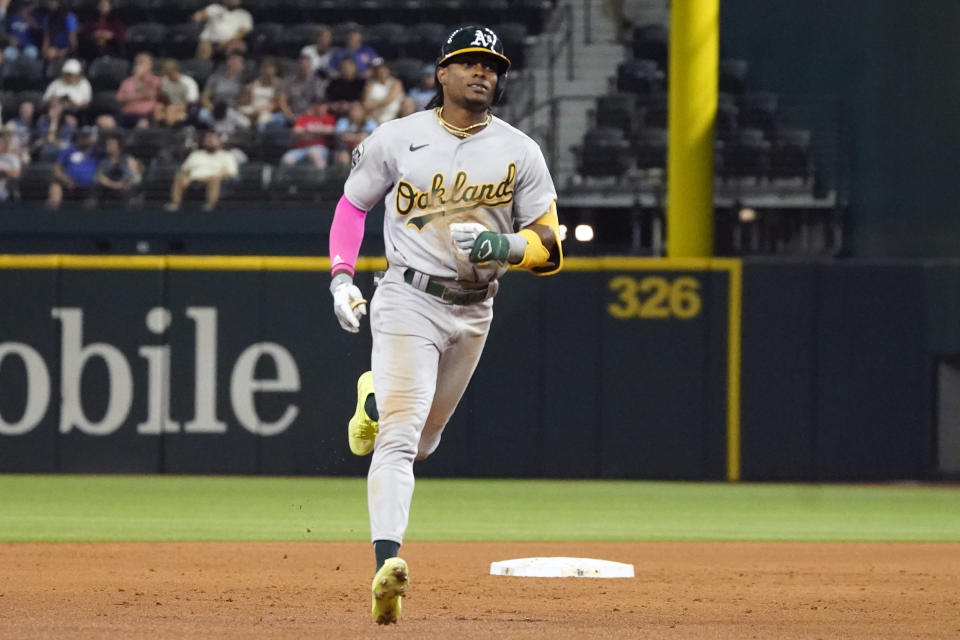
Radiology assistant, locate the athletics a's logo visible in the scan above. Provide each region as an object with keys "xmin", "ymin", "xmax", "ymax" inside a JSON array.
[{"xmin": 471, "ymin": 29, "xmax": 497, "ymax": 48}]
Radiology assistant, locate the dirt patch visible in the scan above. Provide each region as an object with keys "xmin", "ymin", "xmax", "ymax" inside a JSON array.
[{"xmin": 1, "ymin": 542, "xmax": 959, "ymax": 639}]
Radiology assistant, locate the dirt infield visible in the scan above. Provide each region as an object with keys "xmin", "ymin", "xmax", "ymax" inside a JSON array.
[{"xmin": 1, "ymin": 542, "xmax": 959, "ymax": 639}]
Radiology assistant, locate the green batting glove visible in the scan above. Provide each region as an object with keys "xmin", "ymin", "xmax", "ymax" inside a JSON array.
[{"xmin": 469, "ymin": 231, "xmax": 511, "ymax": 263}]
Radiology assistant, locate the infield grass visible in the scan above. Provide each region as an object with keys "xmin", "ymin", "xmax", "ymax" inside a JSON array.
[{"xmin": 0, "ymin": 475, "xmax": 959, "ymax": 542}]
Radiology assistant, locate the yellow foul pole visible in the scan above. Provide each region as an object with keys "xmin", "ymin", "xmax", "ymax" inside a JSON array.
[{"xmin": 667, "ymin": 0, "xmax": 719, "ymax": 257}]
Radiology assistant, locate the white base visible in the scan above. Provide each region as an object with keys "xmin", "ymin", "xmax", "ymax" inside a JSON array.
[{"xmin": 489, "ymin": 557, "xmax": 635, "ymax": 578}]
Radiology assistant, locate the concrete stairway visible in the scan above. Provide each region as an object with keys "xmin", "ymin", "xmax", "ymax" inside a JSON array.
[{"xmin": 507, "ymin": 0, "xmax": 626, "ymax": 185}]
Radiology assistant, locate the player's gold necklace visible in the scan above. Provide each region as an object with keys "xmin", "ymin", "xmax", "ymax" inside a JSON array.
[{"xmin": 435, "ymin": 107, "xmax": 490, "ymax": 138}]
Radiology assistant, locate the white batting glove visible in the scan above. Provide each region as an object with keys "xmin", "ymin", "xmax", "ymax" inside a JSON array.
[
  {"xmin": 450, "ymin": 221, "xmax": 489, "ymax": 254},
  {"xmin": 330, "ymin": 272, "xmax": 367, "ymax": 333}
]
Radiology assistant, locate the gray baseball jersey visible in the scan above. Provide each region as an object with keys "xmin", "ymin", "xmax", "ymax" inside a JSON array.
[{"xmin": 343, "ymin": 109, "xmax": 557, "ymax": 284}]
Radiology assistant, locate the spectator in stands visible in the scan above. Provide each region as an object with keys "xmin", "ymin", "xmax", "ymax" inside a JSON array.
[
  {"xmin": 405, "ymin": 63, "xmax": 436, "ymax": 112},
  {"xmin": 193, "ymin": 0, "xmax": 251, "ymax": 60},
  {"xmin": 164, "ymin": 128, "xmax": 237, "ymax": 212},
  {"xmin": 34, "ymin": 98, "xmax": 76, "ymax": 157},
  {"xmin": 115, "ymin": 52, "xmax": 161, "ymax": 128},
  {"xmin": 235, "ymin": 56, "xmax": 285, "ymax": 130},
  {"xmin": 362, "ymin": 57, "xmax": 404, "ymax": 124},
  {"xmin": 333, "ymin": 100, "xmax": 376, "ymax": 167},
  {"xmin": 300, "ymin": 24, "xmax": 333, "ymax": 79},
  {"xmin": 208, "ymin": 99, "xmax": 249, "ymax": 141},
  {"xmin": 328, "ymin": 23, "xmax": 377, "ymax": 79},
  {"xmin": 42, "ymin": 57, "xmax": 91, "ymax": 118},
  {"xmin": 39, "ymin": 0, "xmax": 78, "ymax": 62},
  {"xmin": 280, "ymin": 98, "xmax": 335, "ymax": 168},
  {"xmin": 91, "ymin": 134, "xmax": 140, "ymax": 207},
  {"xmin": 0, "ymin": 0, "xmax": 9, "ymax": 22},
  {"xmin": 80, "ymin": 0, "xmax": 124, "ymax": 59},
  {"xmin": 46, "ymin": 126, "xmax": 97, "ymax": 209},
  {"xmin": 4, "ymin": 0, "xmax": 41, "ymax": 61},
  {"xmin": 156, "ymin": 59, "xmax": 199, "ymax": 127},
  {"xmin": 279, "ymin": 52, "xmax": 326, "ymax": 123},
  {"xmin": 325, "ymin": 57, "xmax": 365, "ymax": 117},
  {"xmin": 4, "ymin": 99, "xmax": 38, "ymax": 162},
  {"xmin": 0, "ymin": 132, "xmax": 22, "ymax": 202},
  {"xmin": 199, "ymin": 51, "xmax": 246, "ymax": 122}
]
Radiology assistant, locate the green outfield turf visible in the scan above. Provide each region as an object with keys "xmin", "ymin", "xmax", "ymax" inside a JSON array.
[{"xmin": 0, "ymin": 475, "xmax": 958, "ymax": 543}]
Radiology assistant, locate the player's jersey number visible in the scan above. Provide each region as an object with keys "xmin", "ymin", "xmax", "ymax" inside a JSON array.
[{"xmin": 607, "ymin": 275, "xmax": 702, "ymax": 320}]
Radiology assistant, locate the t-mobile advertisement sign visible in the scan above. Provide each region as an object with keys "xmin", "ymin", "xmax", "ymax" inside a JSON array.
[{"xmin": 0, "ymin": 267, "xmax": 372, "ymax": 475}]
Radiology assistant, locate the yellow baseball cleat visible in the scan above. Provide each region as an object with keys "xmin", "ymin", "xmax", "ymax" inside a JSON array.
[
  {"xmin": 371, "ymin": 557, "xmax": 408, "ymax": 625},
  {"xmin": 348, "ymin": 371, "xmax": 378, "ymax": 456}
]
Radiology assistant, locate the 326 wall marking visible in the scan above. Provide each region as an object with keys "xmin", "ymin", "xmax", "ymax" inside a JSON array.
[{"xmin": 607, "ymin": 275, "xmax": 703, "ymax": 320}]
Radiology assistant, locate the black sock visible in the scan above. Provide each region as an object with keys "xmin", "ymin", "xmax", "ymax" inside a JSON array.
[
  {"xmin": 374, "ymin": 539, "xmax": 400, "ymax": 571},
  {"xmin": 364, "ymin": 393, "xmax": 379, "ymax": 421}
]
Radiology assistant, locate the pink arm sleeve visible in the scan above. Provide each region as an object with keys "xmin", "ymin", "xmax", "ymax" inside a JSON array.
[{"xmin": 329, "ymin": 194, "xmax": 368, "ymax": 276}]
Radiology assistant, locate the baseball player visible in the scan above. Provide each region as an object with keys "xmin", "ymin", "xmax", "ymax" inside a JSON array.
[{"xmin": 327, "ymin": 25, "xmax": 563, "ymax": 625}]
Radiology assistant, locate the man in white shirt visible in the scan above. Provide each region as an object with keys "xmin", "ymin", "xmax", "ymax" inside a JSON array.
[
  {"xmin": 164, "ymin": 129, "xmax": 238, "ymax": 211},
  {"xmin": 157, "ymin": 59, "xmax": 200, "ymax": 126},
  {"xmin": 0, "ymin": 133, "xmax": 22, "ymax": 202},
  {"xmin": 194, "ymin": 0, "xmax": 252, "ymax": 60},
  {"xmin": 42, "ymin": 58, "xmax": 92, "ymax": 117}
]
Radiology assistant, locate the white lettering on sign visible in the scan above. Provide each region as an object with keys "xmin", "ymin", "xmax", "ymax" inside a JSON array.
[{"xmin": 0, "ymin": 307, "xmax": 301, "ymax": 438}]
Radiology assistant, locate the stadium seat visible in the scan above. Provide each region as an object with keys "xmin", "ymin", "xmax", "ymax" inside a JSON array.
[
  {"xmin": 496, "ymin": 21, "xmax": 528, "ymax": 67},
  {"xmin": 165, "ymin": 23, "xmax": 204, "ymax": 59},
  {"xmin": 594, "ymin": 94, "xmax": 635, "ymax": 135},
  {"xmin": 256, "ymin": 128, "xmax": 294, "ymax": 163},
  {"xmin": 616, "ymin": 59, "xmax": 664, "ymax": 95},
  {"xmin": 125, "ymin": 127, "xmax": 175, "ymax": 163},
  {"xmin": 406, "ymin": 22, "xmax": 448, "ymax": 60},
  {"xmin": 279, "ymin": 24, "xmax": 323, "ymax": 58},
  {"xmin": 88, "ymin": 56, "xmax": 131, "ymax": 91},
  {"xmin": 723, "ymin": 128, "xmax": 770, "ymax": 181},
  {"xmin": 123, "ymin": 22, "xmax": 168, "ymax": 56},
  {"xmin": 1, "ymin": 58, "xmax": 46, "ymax": 91},
  {"xmin": 631, "ymin": 23, "xmax": 668, "ymax": 69},
  {"xmin": 769, "ymin": 129, "xmax": 814, "ymax": 184},
  {"xmin": 635, "ymin": 96, "xmax": 667, "ymax": 129},
  {"xmin": 269, "ymin": 163, "xmax": 326, "ymax": 202},
  {"xmin": 715, "ymin": 95, "xmax": 739, "ymax": 142},
  {"xmin": 88, "ymin": 90, "xmax": 122, "ymax": 119},
  {"xmin": 632, "ymin": 127, "xmax": 667, "ymax": 171},
  {"xmin": 142, "ymin": 161, "xmax": 179, "ymax": 202},
  {"xmin": 365, "ymin": 22, "xmax": 409, "ymax": 60},
  {"xmin": 220, "ymin": 162, "xmax": 269, "ymax": 201},
  {"xmin": 178, "ymin": 57, "xmax": 215, "ymax": 88},
  {"xmin": 738, "ymin": 92, "xmax": 779, "ymax": 136},
  {"xmin": 719, "ymin": 59, "xmax": 749, "ymax": 95},
  {"xmin": 14, "ymin": 162, "xmax": 54, "ymax": 201},
  {"xmin": 247, "ymin": 22, "xmax": 285, "ymax": 56},
  {"xmin": 389, "ymin": 57, "xmax": 427, "ymax": 91},
  {"xmin": 575, "ymin": 127, "xmax": 632, "ymax": 179}
]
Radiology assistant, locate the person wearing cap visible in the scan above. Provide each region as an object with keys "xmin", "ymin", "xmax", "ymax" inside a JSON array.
[
  {"xmin": 326, "ymin": 25, "xmax": 562, "ymax": 626},
  {"xmin": 328, "ymin": 24, "xmax": 378, "ymax": 80},
  {"xmin": 46, "ymin": 126, "xmax": 98, "ymax": 209},
  {"xmin": 361, "ymin": 57, "xmax": 405, "ymax": 124},
  {"xmin": 193, "ymin": 0, "xmax": 251, "ymax": 60},
  {"xmin": 42, "ymin": 57, "xmax": 91, "ymax": 116}
]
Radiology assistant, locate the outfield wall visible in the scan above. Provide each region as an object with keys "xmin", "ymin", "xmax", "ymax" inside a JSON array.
[{"xmin": 0, "ymin": 256, "xmax": 952, "ymax": 481}]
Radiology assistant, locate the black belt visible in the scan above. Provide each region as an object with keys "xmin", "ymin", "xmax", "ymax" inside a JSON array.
[{"xmin": 403, "ymin": 268, "xmax": 490, "ymax": 305}]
